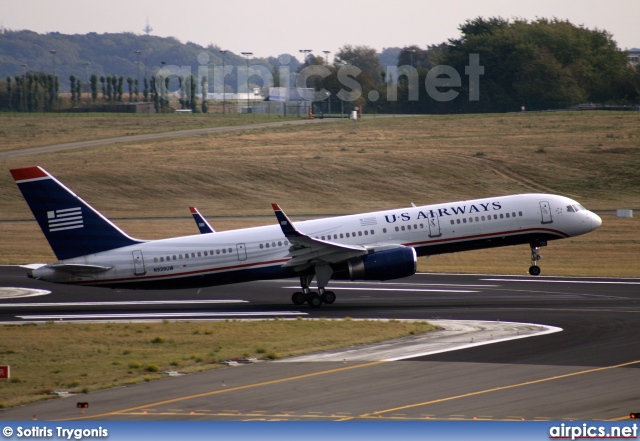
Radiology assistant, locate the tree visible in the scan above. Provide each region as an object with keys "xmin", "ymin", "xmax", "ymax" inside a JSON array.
[
  {"xmin": 127, "ymin": 77, "xmax": 133, "ymax": 102},
  {"xmin": 90, "ymin": 74, "xmax": 98, "ymax": 102},
  {"xmin": 69, "ymin": 75, "xmax": 76, "ymax": 105},
  {"xmin": 334, "ymin": 45, "xmax": 383, "ymax": 84},
  {"xmin": 190, "ymin": 74, "xmax": 197, "ymax": 112},
  {"xmin": 200, "ymin": 75, "xmax": 208, "ymax": 113},
  {"xmin": 439, "ymin": 17, "xmax": 634, "ymax": 111},
  {"xmin": 143, "ymin": 77, "xmax": 149, "ymax": 102},
  {"xmin": 75, "ymin": 76, "xmax": 82, "ymax": 104},
  {"xmin": 99, "ymin": 75, "xmax": 106, "ymax": 100},
  {"xmin": 117, "ymin": 76, "xmax": 124, "ymax": 102}
]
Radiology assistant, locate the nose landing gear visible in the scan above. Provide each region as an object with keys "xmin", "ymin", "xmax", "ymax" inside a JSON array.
[{"xmin": 528, "ymin": 241, "xmax": 546, "ymax": 276}]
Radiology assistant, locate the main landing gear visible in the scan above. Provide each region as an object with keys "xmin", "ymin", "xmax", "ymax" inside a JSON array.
[
  {"xmin": 291, "ymin": 275, "xmax": 336, "ymax": 308},
  {"xmin": 528, "ymin": 241, "xmax": 546, "ymax": 276}
]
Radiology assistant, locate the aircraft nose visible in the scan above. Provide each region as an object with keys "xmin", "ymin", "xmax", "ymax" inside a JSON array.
[{"xmin": 591, "ymin": 212, "xmax": 602, "ymax": 230}]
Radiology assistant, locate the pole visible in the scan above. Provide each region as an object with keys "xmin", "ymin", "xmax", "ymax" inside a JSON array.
[
  {"xmin": 220, "ymin": 50, "xmax": 227, "ymax": 115},
  {"xmin": 241, "ymin": 52, "xmax": 253, "ymax": 113},
  {"xmin": 134, "ymin": 50, "xmax": 141, "ymax": 101}
]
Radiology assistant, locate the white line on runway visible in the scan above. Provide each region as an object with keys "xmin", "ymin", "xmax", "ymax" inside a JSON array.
[
  {"xmin": 0, "ymin": 300, "xmax": 247, "ymax": 308},
  {"xmin": 283, "ymin": 287, "xmax": 479, "ymax": 293},
  {"xmin": 17, "ymin": 311, "xmax": 307, "ymax": 320},
  {"xmin": 482, "ymin": 278, "xmax": 640, "ymax": 285}
]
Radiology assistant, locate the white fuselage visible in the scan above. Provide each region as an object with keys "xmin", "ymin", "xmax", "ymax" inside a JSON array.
[{"xmin": 31, "ymin": 193, "xmax": 601, "ymax": 288}]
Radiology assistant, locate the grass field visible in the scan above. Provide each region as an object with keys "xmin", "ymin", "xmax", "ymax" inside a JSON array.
[
  {"xmin": 0, "ymin": 319, "xmax": 436, "ymax": 408},
  {"xmin": 1, "ymin": 111, "xmax": 638, "ymax": 276}
]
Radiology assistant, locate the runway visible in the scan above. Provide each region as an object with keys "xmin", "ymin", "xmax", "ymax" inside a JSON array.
[{"xmin": 1, "ymin": 265, "xmax": 640, "ymax": 421}]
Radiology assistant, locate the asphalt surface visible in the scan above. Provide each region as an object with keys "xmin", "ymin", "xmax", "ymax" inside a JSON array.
[{"xmin": 1, "ymin": 266, "xmax": 640, "ymax": 421}]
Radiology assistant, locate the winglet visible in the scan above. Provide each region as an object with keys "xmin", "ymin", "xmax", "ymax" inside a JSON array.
[{"xmin": 272, "ymin": 204, "xmax": 303, "ymax": 238}]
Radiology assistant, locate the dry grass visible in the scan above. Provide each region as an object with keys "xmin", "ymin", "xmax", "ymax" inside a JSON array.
[
  {"xmin": 1, "ymin": 111, "xmax": 639, "ymax": 277},
  {"xmin": 0, "ymin": 113, "xmax": 299, "ymax": 152},
  {"xmin": 0, "ymin": 319, "xmax": 436, "ymax": 408}
]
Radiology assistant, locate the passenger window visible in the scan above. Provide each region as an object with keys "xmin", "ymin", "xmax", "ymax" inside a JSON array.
[
  {"xmin": 499, "ymin": 214, "xmax": 504, "ymax": 219},
  {"xmin": 506, "ymin": 213, "xmax": 510, "ymax": 218}
]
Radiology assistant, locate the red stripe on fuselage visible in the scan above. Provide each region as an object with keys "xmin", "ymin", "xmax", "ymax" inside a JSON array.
[{"xmin": 66, "ymin": 258, "xmax": 291, "ymax": 285}]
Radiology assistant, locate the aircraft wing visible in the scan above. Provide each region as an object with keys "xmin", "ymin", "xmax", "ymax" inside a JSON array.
[{"xmin": 272, "ymin": 204, "xmax": 368, "ymax": 269}]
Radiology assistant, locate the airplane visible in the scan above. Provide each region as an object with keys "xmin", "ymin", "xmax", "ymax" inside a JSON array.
[
  {"xmin": 189, "ymin": 206, "xmax": 215, "ymax": 234},
  {"xmin": 10, "ymin": 166, "xmax": 602, "ymax": 308}
]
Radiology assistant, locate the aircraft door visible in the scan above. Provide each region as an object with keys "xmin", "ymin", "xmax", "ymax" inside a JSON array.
[
  {"xmin": 236, "ymin": 243, "xmax": 247, "ymax": 261},
  {"xmin": 427, "ymin": 213, "xmax": 442, "ymax": 237},
  {"xmin": 539, "ymin": 201, "xmax": 553, "ymax": 224},
  {"xmin": 132, "ymin": 250, "xmax": 146, "ymax": 275}
]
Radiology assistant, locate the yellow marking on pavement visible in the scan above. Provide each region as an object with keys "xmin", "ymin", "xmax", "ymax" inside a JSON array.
[
  {"xmin": 64, "ymin": 360, "xmax": 386, "ymax": 420},
  {"xmin": 364, "ymin": 359, "xmax": 640, "ymax": 417}
]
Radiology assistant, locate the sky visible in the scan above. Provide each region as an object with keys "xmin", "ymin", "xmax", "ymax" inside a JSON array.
[{"xmin": 3, "ymin": 0, "xmax": 638, "ymax": 60}]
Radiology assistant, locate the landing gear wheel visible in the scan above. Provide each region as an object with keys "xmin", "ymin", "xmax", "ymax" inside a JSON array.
[
  {"xmin": 321, "ymin": 291, "xmax": 336, "ymax": 304},
  {"xmin": 307, "ymin": 293, "xmax": 323, "ymax": 308},
  {"xmin": 529, "ymin": 265, "xmax": 541, "ymax": 276},
  {"xmin": 292, "ymin": 292, "xmax": 306, "ymax": 305}
]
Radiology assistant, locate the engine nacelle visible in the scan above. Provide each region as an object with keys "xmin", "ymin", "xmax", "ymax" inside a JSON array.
[{"xmin": 347, "ymin": 247, "xmax": 417, "ymax": 281}]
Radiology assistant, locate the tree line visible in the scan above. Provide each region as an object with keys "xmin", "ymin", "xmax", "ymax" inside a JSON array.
[
  {"xmin": 0, "ymin": 18, "xmax": 638, "ymax": 114},
  {"xmin": 0, "ymin": 72, "xmax": 205, "ymax": 113}
]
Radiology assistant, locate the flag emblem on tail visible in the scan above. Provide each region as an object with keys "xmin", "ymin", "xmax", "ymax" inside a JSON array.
[{"xmin": 48, "ymin": 207, "xmax": 83, "ymax": 232}]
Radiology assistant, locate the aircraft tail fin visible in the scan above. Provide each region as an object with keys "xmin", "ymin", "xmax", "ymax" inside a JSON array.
[
  {"xmin": 189, "ymin": 206, "xmax": 215, "ymax": 234},
  {"xmin": 11, "ymin": 166, "xmax": 143, "ymax": 260}
]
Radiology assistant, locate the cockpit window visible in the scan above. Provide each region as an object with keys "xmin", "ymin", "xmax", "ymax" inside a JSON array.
[
  {"xmin": 577, "ymin": 204, "xmax": 586, "ymax": 211},
  {"xmin": 566, "ymin": 205, "xmax": 575, "ymax": 213}
]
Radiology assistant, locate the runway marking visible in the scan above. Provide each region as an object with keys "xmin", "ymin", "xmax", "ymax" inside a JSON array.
[
  {"xmin": 284, "ymin": 286, "xmax": 479, "ymax": 293},
  {"xmin": 363, "ymin": 359, "xmax": 640, "ymax": 417},
  {"xmin": 0, "ymin": 287, "xmax": 51, "ymax": 299},
  {"xmin": 482, "ymin": 278, "xmax": 640, "ymax": 285},
  {"xmin": 17, "ymin": 311, "xmax": 307, "ymax": 320},
  {"xmin": 65, "ymin": 360, "xmax": 387, "ymax": 421},
  {"xmin": 0, "ymin": 300, "xmax": 247, "ymax": 308}
]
